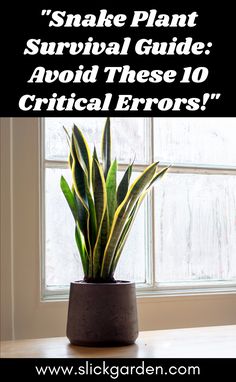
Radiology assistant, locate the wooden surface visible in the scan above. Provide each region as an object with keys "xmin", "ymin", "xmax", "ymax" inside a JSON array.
[{"xmin": 1, "ymin": 325, "xmax": 236, "ymax": 358}]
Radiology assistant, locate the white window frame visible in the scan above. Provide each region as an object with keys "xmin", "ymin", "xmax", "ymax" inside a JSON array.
[
  {"xmin": 42, "ymin": 117, "xmax": 236, "ymax": 300},
  {"xmin": 1, "ymin": 117, "xmax": 236, "ymax": 341}
]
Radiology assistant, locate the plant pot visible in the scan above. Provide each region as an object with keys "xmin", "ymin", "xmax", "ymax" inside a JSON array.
[{"xmin": 67, "ymin": 281, "xmax": 139, "ymax": 346}]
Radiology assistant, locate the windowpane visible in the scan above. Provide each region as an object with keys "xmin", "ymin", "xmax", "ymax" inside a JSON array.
[
  {"xmin": 155, "ymin": 173, "xmax": 236, "ymax": 283},
  {"xmin": 154, "ymin": 118, "xmax": 236, "ymax": 166},
  {"xmin": 44, "ymin": 117, "xmax": 236, "ymax": 294},
  {"xmin": 45, "ymin": 167, "xmax": 146, "ymax": 287},
  {"xmin": 113, "ymin": 199, "xmax": 146, "ymax": 283},
  {"xmin": 45, "ymin": 118, "xmax": 147, "ymax": 164},
  {"xmin": 45, "ymin": 168, "xmax": 83, "ymax": 287}
]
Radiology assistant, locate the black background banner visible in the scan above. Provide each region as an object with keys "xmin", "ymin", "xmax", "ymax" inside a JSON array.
[
  {"xmin": 0, "ymin": 1, "xmax": 236, "ymax": 116},
  {"xmin": 1, "ymin": 358, "xmax": 235, "ymax": 379}
]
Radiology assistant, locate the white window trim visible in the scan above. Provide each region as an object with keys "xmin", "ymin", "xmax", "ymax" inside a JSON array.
[{"xmin": 1, "ymin": 117, "xmax": 236, "ymax": 341}]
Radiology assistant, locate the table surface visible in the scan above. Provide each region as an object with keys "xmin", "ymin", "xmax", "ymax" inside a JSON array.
[{"xmin": 1, "ymin": 325, "xmax": 236, "ymax": 358}]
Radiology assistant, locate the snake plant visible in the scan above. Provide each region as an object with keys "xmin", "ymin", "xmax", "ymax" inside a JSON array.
[{"xmin": 60, "ymin": 118, "xmax": 169, "ymax": 282}]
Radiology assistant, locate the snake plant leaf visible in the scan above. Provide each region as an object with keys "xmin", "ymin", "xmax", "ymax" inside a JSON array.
[
  {"xmin": 71, "ymin": 153, "xmax": 88, "ymax": 207},
  {"xmin": 92, "ymin": 158, "xmax": 106, "ymax": 226},
  {"xmin": 73, "ymin": 189, "xmax": 88, "ymax": 245},
  {"xmin": 110, "ymin": 167, "xmax": 169, "ymax": 275},
  {"xmin": 106, "ymin": 159, "xmax": 117, "ymax": 229},
  {"xmin": 61, "ymin": 174, "xmax": 90, "ymax": 273},
  {"xmin": 73, "ymin": 124, "xmax": 92, "ymax": 182},
  {"xmin": 92, "ymin": 159, "xmax": 107, "ymax": 278},
  {"xmin": 117, "ymin": 162, "xmax": 133, "ymax": 207},
  {"xmin": 85, "ymin": 181, "xmax": 97, "ymax": 252},
  {"xmin": 111, "ymin": 190, "xmax": 148, "ymax": 275},
  {"xmin": 93, "ymin": 146, "xmax": 99, "ymax": 163},
  {"xmin": 147, "ymin": 166, "xmax": 170, "ymax": 189},
  {"xmin": 72, "ymin": 136, "xmax": 97, "ymax": 257},
  {"xmin": 75, "ymin": 223, "xmax": 88, "ymax": 276},
  {"xmin": 101, "ymin": 117, "xmax": 111, "ymax": 179},
  {"xmin": 100, "ymin": 210, "xmax": 109, "ymax": 256},
  {"xmin": 71, "ymin": 159, "xmax": 92, "ymax": 256},
  {"xmin": 79, "ymin": 154, "xmax": 97, "ymax": 252},
  {"xmin": 101, "ymin": 162, "xmax": 158, "ymax": 278},
  {"xmin": 68, "ymin": 152, "xmax": 73, "ymax": 169},
  {"xmin": 110, "ymin": 213, "xmax": 136, "ymax": 275},
  {"xmin": 60, "ymin": 176, "xmax": 77, "ymax": 220},
  {"xmin": 72, "ymin": 135, "xmax": 96, "ymax": 217},
  {"xmin": 120, "ymin": 162, "xmax": 158, "ymax": 218},
  {"xmin": 72, "ymin": 133, "xmax": 97, "ymax": 248}
]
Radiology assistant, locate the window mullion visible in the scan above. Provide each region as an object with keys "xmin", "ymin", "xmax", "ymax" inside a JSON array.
[
  {"xmin": 40, "ymin": 118, "xmax": 46, "ymax": 300},
  {"xmin": 160, "ymin": 164, "xmax": 236, "ymax": 175},
  {"xmin": 149, "ymin": 118, "xmax": 156, "ymax": 288},
  {"xmin": 44, "ymin": 161, "xmax": 149, "ymax": 171}
]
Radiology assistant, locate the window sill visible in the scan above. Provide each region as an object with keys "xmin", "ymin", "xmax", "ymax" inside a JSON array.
[
  {"xmin": 41, "ymin": 282, "xmax": 236, "ymax": 302},
  {"xmin": 138, "ymin": 281, "xmax": 236, "ymax": 297}
]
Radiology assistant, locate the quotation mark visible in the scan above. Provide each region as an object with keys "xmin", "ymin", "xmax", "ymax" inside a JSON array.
[
  {"xmin": 41, "ymin": 9, "xmax": 52, "ymax": 16},
  {"xmin": 201, "ymin": 93, "xmax": 221, "ymax": 110}
]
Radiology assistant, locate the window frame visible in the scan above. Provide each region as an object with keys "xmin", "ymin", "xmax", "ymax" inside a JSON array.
[
  {"xmin": 1, "ymin": 117, "xmax": 236, "ymax": 340},
  {"xmin": 41, "ymin": 117, "xmax": 236, "ymax": 301},
  {"xmin": 41, "ymin": 117, "xmax": 154, "ymax": 297}
]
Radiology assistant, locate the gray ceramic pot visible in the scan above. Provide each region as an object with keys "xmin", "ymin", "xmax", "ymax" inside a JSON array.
[{"xmin": 67, "ymin": 281, "xmax": 138, "ymax": 346}]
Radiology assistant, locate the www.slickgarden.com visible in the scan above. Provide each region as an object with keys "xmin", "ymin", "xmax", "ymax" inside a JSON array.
[{"xmin": 35, "ymin": 361, "xmax": 200, "ymax": 378}]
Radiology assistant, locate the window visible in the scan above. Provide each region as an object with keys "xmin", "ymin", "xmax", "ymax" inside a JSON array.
[
  {"xmin": 43, "ymin": 118, "xmax": 236, "ymax": 298},
  {"xmin": 43, "ymin": 118, "xmax": 149, "ymax": 293}
]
